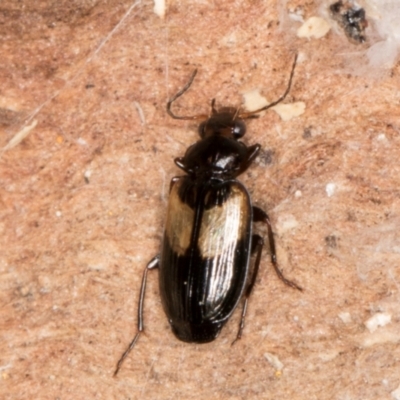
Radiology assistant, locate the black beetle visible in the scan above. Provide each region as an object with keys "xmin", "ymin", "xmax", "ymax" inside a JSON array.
[{"xmin": 114, "ymin": 55, "xmax": 302, "ymax": 375}]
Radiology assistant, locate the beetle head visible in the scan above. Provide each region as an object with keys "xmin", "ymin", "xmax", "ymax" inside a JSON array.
[{"xmin": 198, "ymin": 103, "xmax": 247, "ymax": 140}]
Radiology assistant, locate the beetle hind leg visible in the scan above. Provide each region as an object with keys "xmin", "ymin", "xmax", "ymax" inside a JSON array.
[
  {"xmin": 253, "ymin": 206, "xmax": 302, "ymax": 291},
  {"xmin": 232, "ymin": 234, "xmax": 264, "ymax": 344},
  {"xmin": 114, "ymin": 255, "xmax": 159, "ymax": 376}
]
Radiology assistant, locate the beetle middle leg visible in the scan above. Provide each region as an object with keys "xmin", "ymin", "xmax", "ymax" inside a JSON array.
[
  {"xmin": 114, "ymin": 255, "xmax": 159, "ymax": 376},
  {"xmin": 232, "ymin": 207, "xmax": 302, "ymax": 344}
]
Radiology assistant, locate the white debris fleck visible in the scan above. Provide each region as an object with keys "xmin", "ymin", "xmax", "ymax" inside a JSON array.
[
  {"xmin": 392, "ymin": 383, "xmax": 400, "ymax": 400},
  {"xmin": 326, "ymin": 183, "xmax": 336, "ymax": 197},
  {"xmin": 297, "ymin": 16, "xmax": 331, "ymax": 39},
  {"xmin": 363, "ymin": 0, "xmax": 400, "ymax": 69},
  {"xmin": 153, "ymin": 0, "xmax": 166, "ymax": 18},
  {"xmin": 134, "ymin": 101, "xmax": 146, "ymax": 125},
  {"xmin": 338, "ymin": 312, "xmax": 352, "ymax": 324},
  {"xmin": 242, "ymin": 89, "xmax": 268, "ymax": 112},
  {"xmin": 294, "ymin": 190, "xmax": 302, "ymax": 198},
  {"xmin": 365, "ymin": 312, "xmax": 391, "ymax": 333},
  {"xmin": 220, "ymin": 32, "xmax": 237, "ymax": 46},
  {"xmin": 277, "ymin": 214, "xmax": 299, "ymax": 232},
  {"xmin": 363, "ymin": 330, "xmax": 400, "ymax": 347},
  {"xmin": 2, "ymin": 119, "xmax": 38, "ymax": 152},
  {"xmin": 55, "ymin": 210, "xmax": 62, "ymax": 218},
  {"xmin": 242, "ymin": 91, "xmax": 304, "ymax": 122},
  {"xmin": 84, "ymin": 170, "xmax": 92, "ymax": 180},
  {"xmin": 272, "ymin": 102, "xmax": 306, "ymax": 121},
  {"xmin": 264, "ymin": 352, "xmax": 284, "ymax": 371},
  {"xmin": 0, "ymin": 363, "xmax": 11, "ymax": 372},
  {"xmin": 318, "ymin": 350, "xmax": 339, "ymax": 362},
  {"xmin": 288, "ymin": 12, "xmax": 304, "ymax": 23}
]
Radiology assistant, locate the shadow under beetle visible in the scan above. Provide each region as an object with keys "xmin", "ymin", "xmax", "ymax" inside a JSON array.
[{"xmin": 114, "ymin": 54, "xmax": 302, "ymax": 376}]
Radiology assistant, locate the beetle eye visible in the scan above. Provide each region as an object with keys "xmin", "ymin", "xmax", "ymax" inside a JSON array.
[
  {"xmin": 232, "ymin": 121, "xmax": 246, "ymax": 139},
  {"xmin": 198, "ymin": 121, "xmax": 206, "ymax": 138}
]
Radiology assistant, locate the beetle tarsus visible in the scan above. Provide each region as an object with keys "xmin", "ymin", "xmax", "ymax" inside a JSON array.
[
  {"xmin": 232, "ymin": 298, "xmax": 248, "ymax": 346},
  {"xmin": 114, "ymin": 255, "xmax": 160, "ymax": 376},
  {"xmin": 113, "ymin": 332, "xmax": 141, "ymax": 377}
]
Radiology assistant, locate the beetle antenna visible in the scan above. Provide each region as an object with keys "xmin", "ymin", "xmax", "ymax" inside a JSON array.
[
  {"xmin": 167, "ymin": 69, "xmax": 208, "ymax": 120},
  {"xmin": 239, "ymin": 53, "xmax": 298, "ymax": 119},
  {"xmin": 232, "ymin": 106, "xmax": 240, "ymax": 121}
]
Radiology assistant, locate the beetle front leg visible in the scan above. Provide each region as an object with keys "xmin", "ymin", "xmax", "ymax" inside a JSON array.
[
  {"xmin": 235, "ymin": 144, "xmax": 261, "ymax": 175},
  {"xmin": 114, "ymin": 255, "xmax": 160, "ymax": 376},
  {"xmin": 170, "ymin": 176, "xmax": 180, "ymax": 192},
  {"xmin": 253, "ymin": 206, "xmax": 302, "ymax": 291}
]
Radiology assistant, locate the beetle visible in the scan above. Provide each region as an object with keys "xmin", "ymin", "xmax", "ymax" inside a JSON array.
[{"xmin": 114, "ymin": 54, "xmax": 302, "ymax": 375}]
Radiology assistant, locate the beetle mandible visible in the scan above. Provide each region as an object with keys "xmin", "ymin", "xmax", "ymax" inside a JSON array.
[{"xmin": 114, "ymin": 54, "xmax": 302, "ymax": 375}]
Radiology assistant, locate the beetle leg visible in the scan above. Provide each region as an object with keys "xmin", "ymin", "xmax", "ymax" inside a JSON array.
[
  {"xmin": 236, "ymin": 144, "xmax": 261, "ymax": 175},
  {"xmin": 253, "ymin": 206, "xmax": 302, "ymax": 291},
  {"xmin": 170, "ymin": 176, "xmax": 180, "ymax": 192},
  {"xmin": 114, "ymin": 255, "xmax": 160, "ymax": 376},
  {"xmin": 245, "ymin": 144, "xmax": 261, "ymax": 165},
  {"xmin": 232, "ymin": 234, "xmax": 263, "ymax": 344}
]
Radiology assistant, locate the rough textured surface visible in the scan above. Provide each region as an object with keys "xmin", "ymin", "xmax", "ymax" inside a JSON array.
[{"xmin": 1, "ymin": 1, "xmax": 400, "ymax": 399}]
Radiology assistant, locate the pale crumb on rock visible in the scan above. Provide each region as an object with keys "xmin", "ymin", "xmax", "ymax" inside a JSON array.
[
  {"xmin": 272, "ymin": 102, "xmax": 305, "ymax": 121},
  {"xmin": 242, "ymin": 89, "xmax": 304, "ymax": 121},
  {"xmin": 2, "ymin": 119, "xmax": 37, "ymax": 152},
  {"xmin": 2, "ymin": 372, "xmax": 10, "ymax": 380},
  {"xmin": 294, "ymin": 190, "xmax": 302, "ymax": 198},
  {"xmin": 133, "ymin": 101, "xmax": 146, "ymax": 125},
  {"xmin": 362, "ymin": 329, "xmax": 400, "ymax": 347},
  {"xmin": 277, "ymin": 214, "xmax": 299, "ymax": 232},
  {"xmin": 365, "ymin": 312, "xmax": 391, "ymax": 333},
  {"xmin": 392, "ymin": 384, "xmax": 400, "ymax": 400},
  {"xmin": 326, "ymin": 183, "xmax": 336, "ymax": 197},
  {"xmin": 153, "ymin": 0, "xmax": 166, "ymax": 18},
  {"xmin": 264, "ymin": 352, "xmax": 284, "ymax": 371},
  {"xmin": 19, "ymin": 285, "xmax": 31, "ymax": 297},
  {"xmin": 220, "ymin": 32, "xmax": 237, "ymax": 46},
  {"xmin": 242, "ymin": 89, "xmax": 268, "ymax": 112},
  {"xmin": 318, "ymin": 350, "xmax": 339, "ymax": 362},
  {"xmin": 297, "ymin": 16, "xmax": 331, "ymax": 39},
  {"xmin": 288, "ymin": 11, "xmax": 304, "ymax": 23},
  {"xmin": 338, "ymin": 312, "xmax": 352, "ymax": 324}
]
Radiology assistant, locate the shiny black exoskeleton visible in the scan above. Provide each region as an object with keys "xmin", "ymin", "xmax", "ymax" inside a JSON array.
[{"xmin": 114, "ymin": 55, "xmax": 302, "ymax": 375}]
